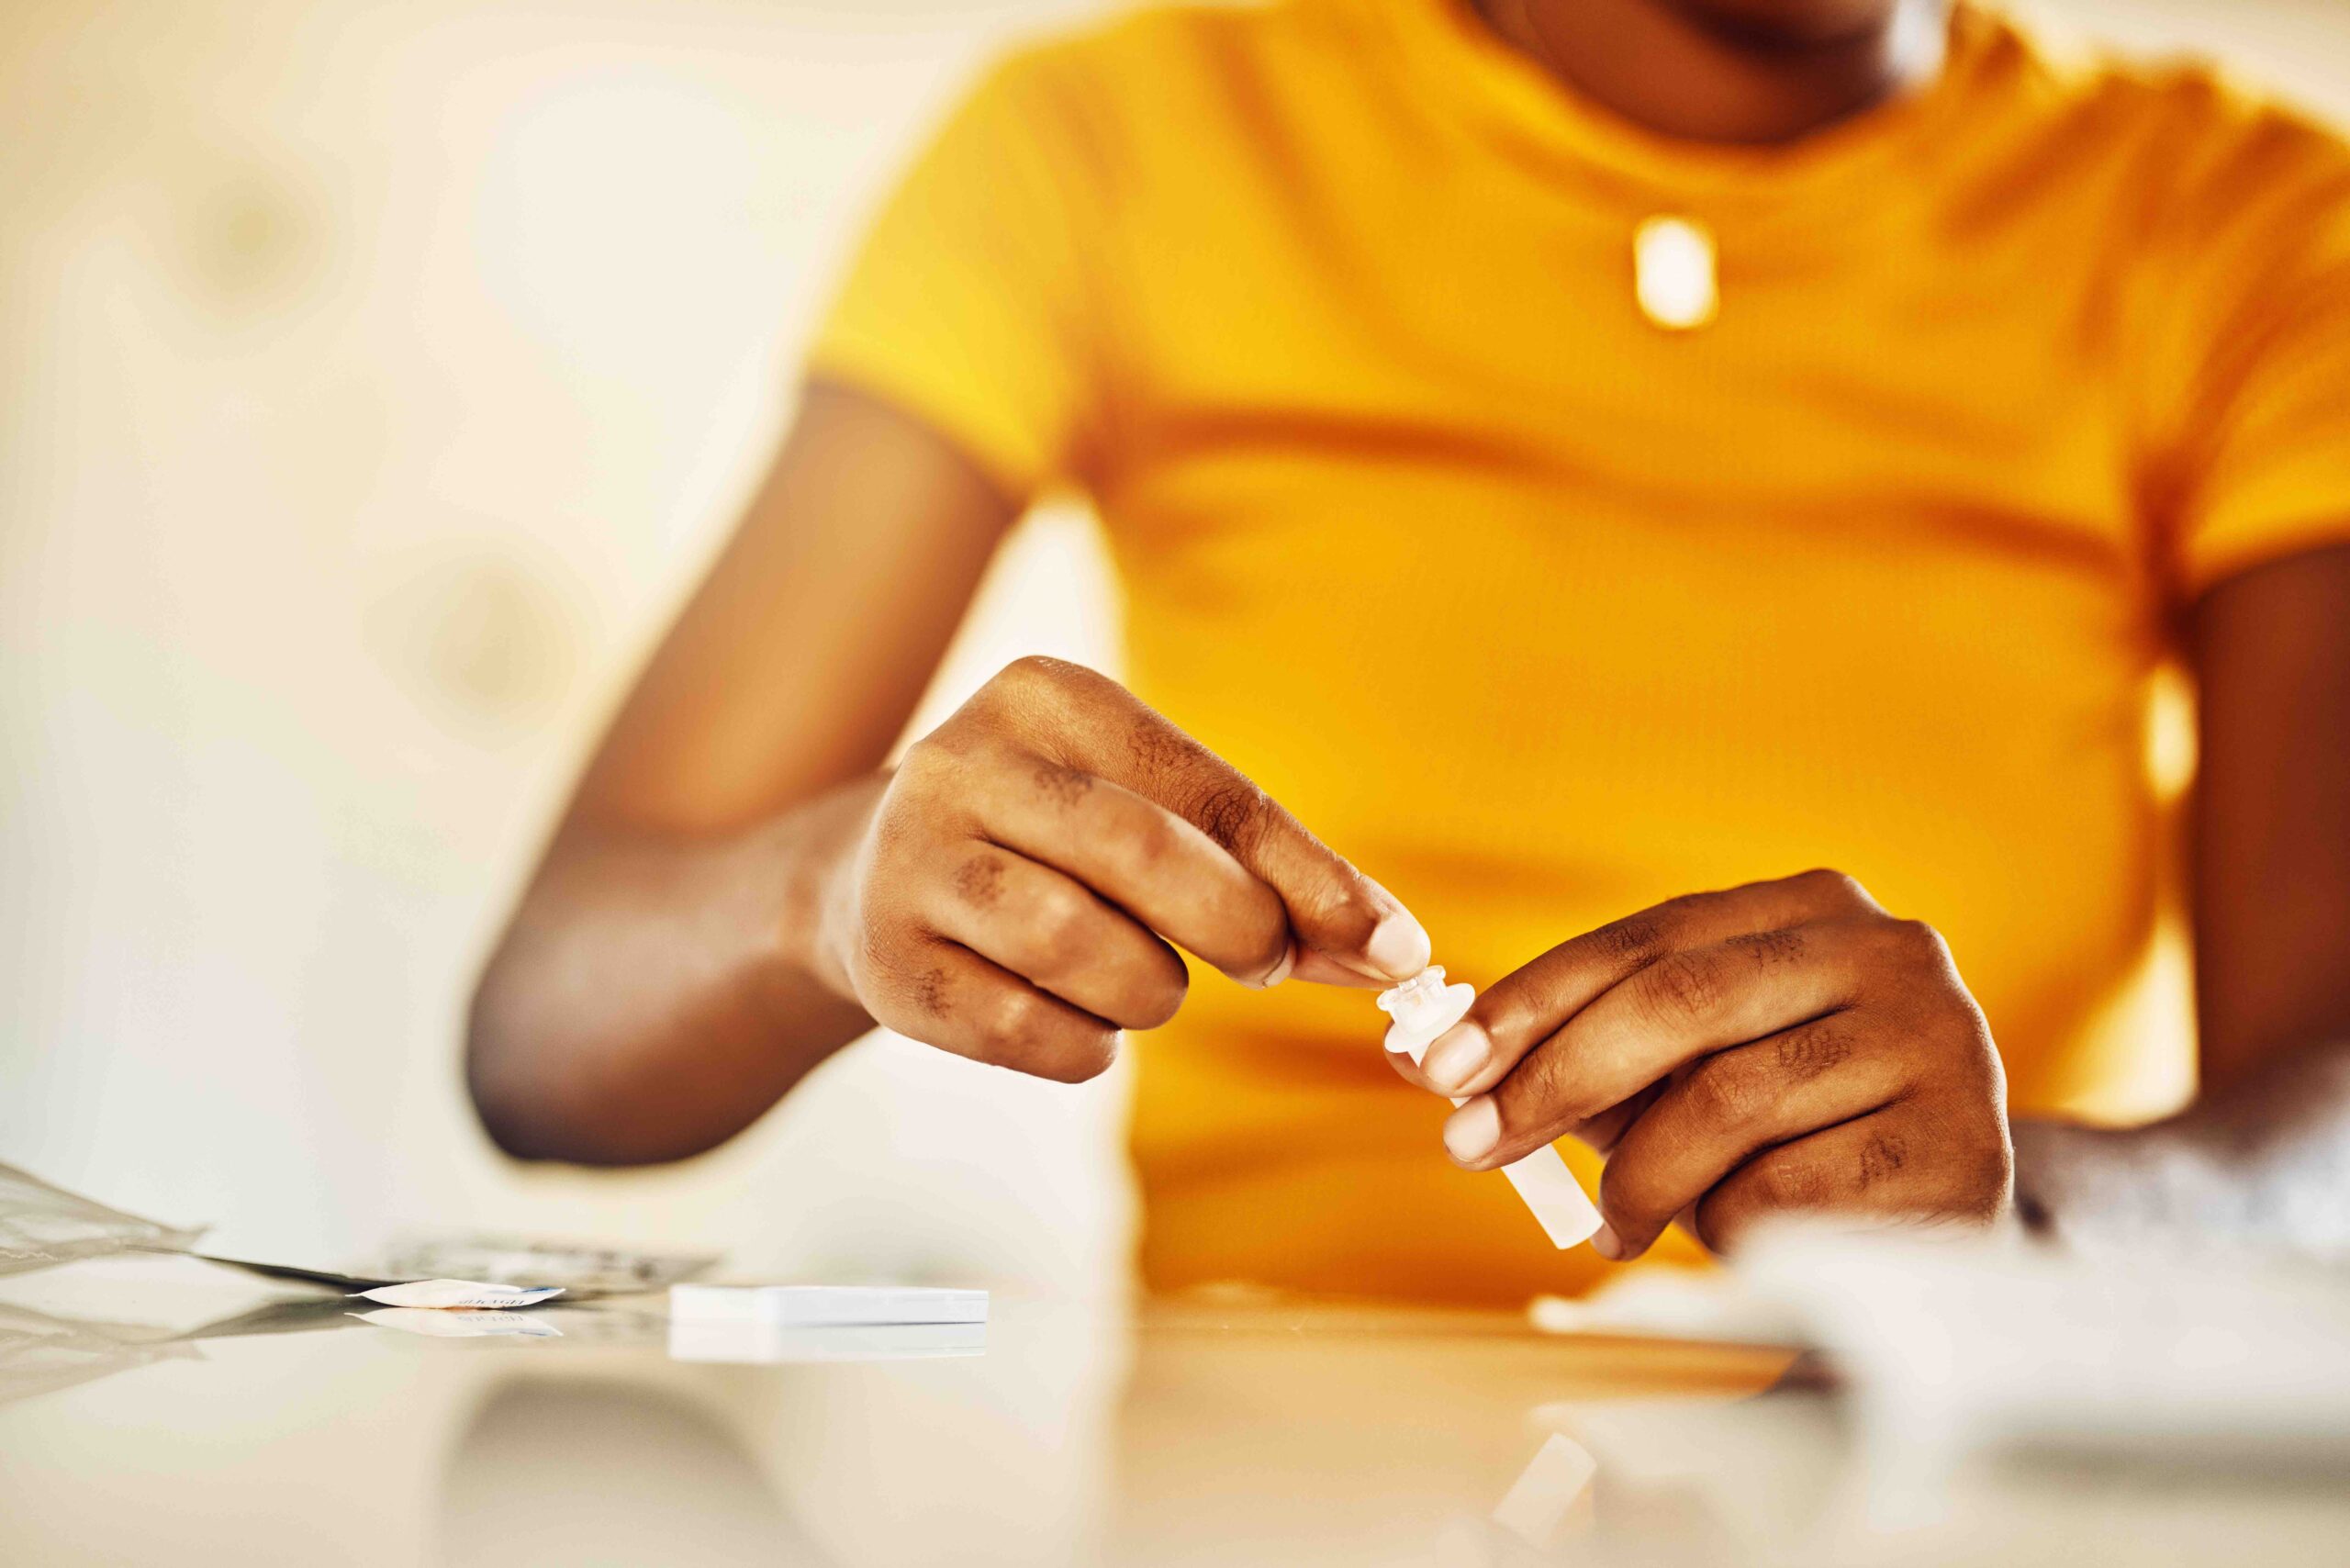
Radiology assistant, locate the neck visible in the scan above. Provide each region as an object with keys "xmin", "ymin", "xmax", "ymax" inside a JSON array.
[{"xmin": 1476, "ymin": 0, "xmax": 1946, "ymax": 146}]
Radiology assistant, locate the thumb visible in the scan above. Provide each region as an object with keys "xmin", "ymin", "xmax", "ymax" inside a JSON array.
[{"xmin": 1261, "ymin": 868, "xmax": 1432, "ymax": 988}]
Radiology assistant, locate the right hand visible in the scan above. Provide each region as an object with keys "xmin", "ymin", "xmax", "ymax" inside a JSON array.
[{"xmin": 811, "ymin": 655, "xmax": 1430, "ymax": 1081}]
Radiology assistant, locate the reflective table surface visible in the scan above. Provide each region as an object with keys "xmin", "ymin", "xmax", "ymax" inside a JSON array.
[{"xmin": 3, "ymin": 1255, "xmax": 2344, "ymax": 1566}]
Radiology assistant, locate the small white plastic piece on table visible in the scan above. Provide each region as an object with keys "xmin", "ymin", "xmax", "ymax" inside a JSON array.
[
  {"xmin": 349, "ymin": 1279, "xmax": 564, "ymax": 1309},
  {"xmin": 1378, "ymin": 967, "xmax": 1604, "ymax": 1249},
  {"xmin": 669, "ymin": 1283, "xmax": 989, "ymax": 1327}
]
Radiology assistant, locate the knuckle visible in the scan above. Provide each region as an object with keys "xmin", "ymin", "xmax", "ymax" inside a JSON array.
[
  {"xmin": 1125, "ymin": 711, "xmax": 1208, "ymax": 784},
  {"xmin": 1970, "ymin": 1135, "xmax": 2017, "ymax": 1215},
  {"xmin": 896, "ymin": 735, "xmax": 949, "ymax": 780},
  {"xmin": 1028, "ymin": 888, "xmax": 1095, "ymax": 964},
  {"xmin": 912, "ymin": 965, "xmax": 952, "ymax": 1018},
  {"xmin": 1588, "ymin": 912, "xmax": 1666, "ymax": 965},
  {"xmin": 1889, "ymin": 1099, "xmax": 2009, "ymax": 1218},
  {"xmin": 1127, "ymin": 810, "xmax": 1185, "ymax": 873},
  {"xmin": 1653, "ymin": 890, "xmax": 1711, "ymax": 922},
  {"xmin": 1794, "ymin": 868, "xmax": 1870, "ymax": 905},
  {"xmin": 855, "ymin": 922, "xmax": 917, "ymax": 993},
  {"xmin": 1747, "ymin": 1149, "xmax": 1833, "ymax": 1213},
  {"xmin": 1854, "ymin": 1127, "xmax": 1911, "ymax": 1192},
  {"xmin": 1886, "ymin": 914, "xmax": 1936, "ymax": 948},
  {"xmin": 890, "ymin": 959, "xmax": 949, "ymax": 1021},
  {"xmin": 1646, "ymin": 949, "xmax": 1726, "ymax": 1022},
  {"xmin": 995, "ymin": 654, "xmax": 1078, "ymax": 696},
  {"xmin": 1919, "ymin": 1011, "xmax": 1993, "ymax": 1082},
  {"xmin": 1879, "ymin": 917, "xmax": 1952, "ymax": 967},
  {"xmin": 1772, "ymin": 1018, "xmax": 1855, "ymax": 1082},
  {"xmin": 1923, "ymin": 1105, "xmax": 2014, "ymax": 1209},
  {"xmin": 1183, "ymin": 778, "xmax": 1271, "ymax": 857},
  {"xmin": 1728, "ymin": 925, "xmax": 1807, "ymax": 969},
  {"xmin": 1964, "ymin": 1022, "xmax": 2007, "ymax": 1092},
  {"xmin": 1682, "ymin": 1051, "xmax": 1763, "ymax": 1129},
  {"xmin": 952, "ymin": 853, "xmax": 1007, "ymax": 910},
  {"xmin": 1029, "ymin": 758, "xmax": 1096, "ymax": 810},
  {"xmin": 888, "ymin": 741, "xmax": 961, "ymax": 809},
  {"xmin": 867, "ymin": 790, "xmax": 913, "ymax": 849},
  {"xmin": 974, "ymin": 988, "xmax": 1047, "ymax": 1059},
  {"xmin": 976, "ymin": 656, "xmax": 1099, "ymax": 733}
]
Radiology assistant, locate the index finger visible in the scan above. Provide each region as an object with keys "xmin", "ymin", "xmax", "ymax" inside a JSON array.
[
  {"xmin": 972, "ymin": 742, "xmax": 1294, "ymax": 986},
  {"xmin": 990, "ymin": 657, "xmax": 1431, "ymax": 984},
  {"xmin": 1455, "ymin": 923, "xmax": 1877, "ymax": 1170},
  {"xmin": 1416, "ymin": 869, "xmax": 1876, "ymax": 1098}
]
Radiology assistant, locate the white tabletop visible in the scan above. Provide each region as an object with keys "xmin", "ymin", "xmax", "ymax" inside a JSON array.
[{"xmin": 0, "ymin": 1254, "xmax": 2341, "ymax": 1567}]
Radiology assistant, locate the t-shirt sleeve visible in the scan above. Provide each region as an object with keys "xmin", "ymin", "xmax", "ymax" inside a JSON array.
[
  {"xmin": 2155, "ymin": 108, "xmax": 2350, "ymax": 599},
  {"xmin": 804, "ymin": 51, "xmax": 1109, "ymax": 502}
]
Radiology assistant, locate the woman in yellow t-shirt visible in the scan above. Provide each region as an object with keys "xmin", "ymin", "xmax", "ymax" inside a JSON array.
[{"xmin": 465, "ymin": 0, "xmax": 2350, "ymax": 1303}]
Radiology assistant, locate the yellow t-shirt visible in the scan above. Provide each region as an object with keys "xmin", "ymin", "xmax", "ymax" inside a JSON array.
[{"xmin": 808, "ymin": 0, "xmax": 2350, "ymax": 1304}]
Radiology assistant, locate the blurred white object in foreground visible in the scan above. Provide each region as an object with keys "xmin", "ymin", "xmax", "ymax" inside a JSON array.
[{"xmin": 1737, "ymin": 1225, "xmax": 2350, "ymax": 1524}]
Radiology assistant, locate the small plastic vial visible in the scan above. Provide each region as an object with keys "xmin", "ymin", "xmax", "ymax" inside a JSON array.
[{"xmin": 1378, "ymin": 967, "xmax": 1604, "ymax": 1249}]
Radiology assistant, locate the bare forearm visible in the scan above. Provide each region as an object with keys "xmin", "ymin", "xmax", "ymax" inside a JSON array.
[
  {"xmin": 466, "ymin": 776, "xmax": 883, "ymax": 1164},
  {"xmin": 2012, "ymin": 1038, "xmax": 2350, "ymax": 1261}
]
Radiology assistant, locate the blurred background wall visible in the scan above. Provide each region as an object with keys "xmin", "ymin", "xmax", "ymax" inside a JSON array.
[{"xmin": 4, "ymin": 0, "xmax": 2347, "ymax": 1284}]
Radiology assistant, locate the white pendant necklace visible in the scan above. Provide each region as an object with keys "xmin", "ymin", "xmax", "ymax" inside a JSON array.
[
  {"xmin": 1633, "ymin": 214, "xmax": 1719, "ymax": 330},
  {"xmin": 1500, "ymin": 0, "xmax": 1723, "ymax": 331}
]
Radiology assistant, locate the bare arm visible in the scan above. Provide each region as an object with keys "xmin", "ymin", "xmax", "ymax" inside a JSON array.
[
  {"xmin": 468, "ymin": 384, "xmax": 1432, "ymax": 1166},
  {"xmin": 2013, "ymin": 543, "xmax": 2350, "ymax": 1257},
  {"xmin": 466, "ymin": 384, "xmax": 1016, "ymax": 1163}
]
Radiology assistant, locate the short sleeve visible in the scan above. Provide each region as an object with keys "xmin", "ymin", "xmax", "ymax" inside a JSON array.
[
  {"xmin": 2153, "ymin": 108, "xmax": 2350, "ymax": 599},
  {"xmin": 804, "ymin": 52, "xmax": 1109, "ymax": 502}
]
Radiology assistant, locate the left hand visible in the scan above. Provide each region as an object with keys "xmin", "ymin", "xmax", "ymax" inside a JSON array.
[{"xmin": 1396, "ymin": 869, "xmax": 2013, "ymax": 1260}]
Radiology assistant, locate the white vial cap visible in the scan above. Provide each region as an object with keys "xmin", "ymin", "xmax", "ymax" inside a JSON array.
[
  {"xmin": 1375, "ymin": 966, "xmax": 1457, "ymax": 1034},
  {"xmin": 1371, "ymin": 965, "xmax": 1604, "ymax": 1249},
  {"xmin": 1634, "ymin": 215, "xmax": 1718, "ymax": 330}
]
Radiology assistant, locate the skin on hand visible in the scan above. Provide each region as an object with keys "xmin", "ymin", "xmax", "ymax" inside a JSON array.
[
  {"xmin": 807, "ymin": 655, "xmax": 1431, "ymax": 1082},
  {"xmin": 1392, "ymin": 868, "xmax": 2012, "ymax": 1260}
]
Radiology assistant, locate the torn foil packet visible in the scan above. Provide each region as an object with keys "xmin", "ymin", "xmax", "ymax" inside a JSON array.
[{"xmin": 2, "ymin": 1160, "xmax": 588, "ymax": 1309}]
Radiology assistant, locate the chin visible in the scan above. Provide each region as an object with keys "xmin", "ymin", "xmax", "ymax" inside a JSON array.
[{"xmin": 1670, "ymin": 0, "xmax": 1906, "ymax": 46}]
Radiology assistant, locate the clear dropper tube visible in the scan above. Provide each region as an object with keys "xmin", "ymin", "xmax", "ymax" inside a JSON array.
[{"xmin": 1378, "ymin": 968, "xmax": 1603, "ymax": 1249}]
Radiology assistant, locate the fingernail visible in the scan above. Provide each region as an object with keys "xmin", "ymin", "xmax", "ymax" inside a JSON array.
[
  {"xmin": 1420, "ymin": 1021, "xmax": 1489, "ymax": 1094},
  {"xmin": 1442, "ymin": 1097, "xmax": 1501, "ymax": 1164},
  {"xmin": 1363, "ymin": 909, "xmax": 1432, "ymax": 980},
  {"xmin": 1248, "ymin": 945, "xmax": 1294, "ymax": 990},
  {"xmin": 1591, "ymin": 1224, "xmax": 1622, "ymax": 1260}
]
